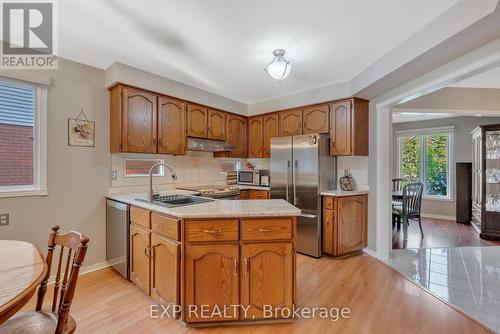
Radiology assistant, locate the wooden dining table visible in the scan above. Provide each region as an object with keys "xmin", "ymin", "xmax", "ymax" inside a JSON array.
[{"xmin": 0, "ymin": 240, "xmax": 47, "ymax": 325}]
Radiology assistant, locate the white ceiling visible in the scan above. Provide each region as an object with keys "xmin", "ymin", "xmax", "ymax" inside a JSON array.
[
  {"xmin": 59, "ymin": 0, "xmax": 460, "ymax": 103},
  {"xmin": 449, "ymin": 65, "xmax": 500, "ymax": 89}
]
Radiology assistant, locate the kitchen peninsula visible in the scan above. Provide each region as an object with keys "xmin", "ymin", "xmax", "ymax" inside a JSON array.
[{"xmin": 106, "ymin": 192, "xmax": 300, "ymax": 326}]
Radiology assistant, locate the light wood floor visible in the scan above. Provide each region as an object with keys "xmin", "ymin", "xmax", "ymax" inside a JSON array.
[
  {"xmin": 24, "ymin": 254, "xmax": 492, "ymax": 333},
  {"xmin": 392, "ymin": 218, "xmax": 500, "ymax": 249}
]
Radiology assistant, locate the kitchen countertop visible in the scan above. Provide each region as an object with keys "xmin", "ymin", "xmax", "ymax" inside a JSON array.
[
  {"xmin": 321, "ymin": 189, "xmax": 369, "ymax": 197},
  {"xmin": 106, "ymin": 192, "xmax": 300, "ymax": 218}
]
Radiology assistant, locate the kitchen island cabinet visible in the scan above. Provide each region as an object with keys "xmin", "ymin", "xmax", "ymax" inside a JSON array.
[{"xmin": 115, "ymin": 196, "xmax": 300, "ymax": 327}]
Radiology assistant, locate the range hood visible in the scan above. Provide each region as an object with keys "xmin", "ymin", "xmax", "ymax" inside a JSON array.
[{"xmin": 186, "ymin": 137, "xmax": 235, "ymax": 152}]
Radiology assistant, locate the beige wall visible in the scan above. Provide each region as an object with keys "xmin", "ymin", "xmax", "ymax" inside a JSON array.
[
  {"xmin": 392, "ymin": 116, "xmax": 500, "ymax": 219},
  {"xmin": 0, "ymin": 58, "xmax": 109, "ymax": 269}
]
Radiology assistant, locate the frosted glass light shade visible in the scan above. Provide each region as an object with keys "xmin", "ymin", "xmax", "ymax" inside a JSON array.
[{"xmin": 266, "ymin": 49, "xmax": 291, "ymax": 82}]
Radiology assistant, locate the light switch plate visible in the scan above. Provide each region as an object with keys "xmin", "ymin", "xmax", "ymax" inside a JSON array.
[
  {"xmin": 111, "ymin": 170, "xmax": 117, "ymax": 180},
  {"xmin": 0, "ymin": 213, "xmax": 9, "ymax": 226}
]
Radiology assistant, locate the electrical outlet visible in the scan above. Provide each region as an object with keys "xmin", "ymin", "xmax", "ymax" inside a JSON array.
[
  {"xmin": 111, "ymin": 170, "xmax": 117, "ymax": 180},
  {"xmin": 0, "ymin": 213, "xmax": 9, "ymax": 226}
]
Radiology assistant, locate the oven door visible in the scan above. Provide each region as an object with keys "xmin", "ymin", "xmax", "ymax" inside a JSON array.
[{"xmin": 237, "ymin": 171, "xmax": 259, "ymax": 185}]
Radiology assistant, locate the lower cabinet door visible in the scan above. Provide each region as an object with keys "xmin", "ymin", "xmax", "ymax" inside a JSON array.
[
  {"xmin": 130, "ymin": 224, "xmax": 151, "ymax": 295},
  {"xmin": 241, "ymin": 243, "xmax": 294, "ymax": 320},
  {"xmin": 185, "ymin": 244, "xmax": 239, "ymax": 322},
  {"xmin": 337, "ymin": 195, "xmax": 367, "ymax": 255},
  {"xmin": 150, "ymin": 234, "xmax": 179, "ymax": 318}
]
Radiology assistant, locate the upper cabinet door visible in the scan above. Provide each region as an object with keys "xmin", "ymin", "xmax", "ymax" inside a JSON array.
[
  {"xmin": 241, "ymin": 243, "xmax": 294, "ymax": 320},
  {"xmin": 337, "ymin": 195, "xmax": 367, "ymax": 255},
  {"xmin": 185, "ymin": 244, "xmax": 240, "ymax": 323},
  {"xmin": 279, "ymin": 109, "xmax": 302, "ymax": 136},
  {"xmin": 122, "ymin": 87, "xmax": 157, "ymax": 153},
  {"xmin": 263, "ymin": 113, "xmax": 279, "ymax": 158},
  {"xmin": 158, "ymin": 96, "xmax": 186, "ymax": 155},
  {"xmin": 226, "ymin": 114, "xmax": 247, "ymax": 158},
  {"xmin": 248, "ymin": 116, "xmax": 263, "ymax": 158},
  {"xmin": 330, "ymin": 100, "xmax": 352, "ymax": 156},
  {"xmin": 187, "ymin": 103, "xmax": 208, "ymax": 138},
  {"xmin": 303, "ymin": 104, "xmax": 329, "ymax": 134},
  {"xmin": 208, "ymin": 109, "xmax": 226, "ymax": 140}
]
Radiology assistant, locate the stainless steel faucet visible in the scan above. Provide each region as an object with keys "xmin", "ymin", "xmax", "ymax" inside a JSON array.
[{"xmin": 148, "ymin": 162, "xmax": 178, "ymax": 201}]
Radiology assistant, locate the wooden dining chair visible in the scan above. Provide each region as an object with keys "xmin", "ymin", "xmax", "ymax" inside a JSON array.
[
  {"xmin": 0, "ymin": 225, "xmax": 89, "ymax": 334},
  {"xmin": 392, "ymin": 183, "xmax": 424, "ymax": 241},
  {"xmin": 392, "ymin": 178, "xmax": 406, "ymax": 228}
]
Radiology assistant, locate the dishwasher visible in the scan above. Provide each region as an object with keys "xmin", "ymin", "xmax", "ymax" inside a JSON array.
[{"xmin": 106, "ymin": 199, "xmax": 130, "ymax": 279}]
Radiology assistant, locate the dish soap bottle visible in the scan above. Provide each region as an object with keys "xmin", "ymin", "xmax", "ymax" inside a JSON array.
[{"xmin": 339, "ymin": 169, "xmax": 354, "ymax": 191}]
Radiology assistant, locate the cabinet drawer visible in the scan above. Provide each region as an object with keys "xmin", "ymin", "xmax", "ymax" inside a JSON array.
[
  {"xmin": 130, "ymin": 206, "xmax": 151, "ymax": 229},
  {"xmin": 324, "ymin": 196, "xmax": 334, "ymax": 210},
  {"xmin": 152, "ymin": 213, "xmax": 180, "ymax": 241},
  {"xmin": 186, "ymin": 220, "xmax": 239, "ymax": 242},
  {"xmin": 250, "ymin": 190, "xmax": 269, "ymax": 199},
  {"xmin": 242, "ymin": 218, "xmax": 293, "ymax": 241}
]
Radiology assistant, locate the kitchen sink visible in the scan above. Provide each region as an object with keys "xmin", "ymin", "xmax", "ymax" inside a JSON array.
[{"xmin": 136, "ymin": 194, "xmax": 214, "ymax": 208}]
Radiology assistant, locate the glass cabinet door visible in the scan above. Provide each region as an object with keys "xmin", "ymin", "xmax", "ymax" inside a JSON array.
[{"xmin": 485, "ymin": 130, "xmax": 500, "ymax": 212}]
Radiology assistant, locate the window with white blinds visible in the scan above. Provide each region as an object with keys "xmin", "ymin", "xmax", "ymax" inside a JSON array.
[{"xmin": 0, "ymin": 77, "xmax": 47, "ymax": 197}]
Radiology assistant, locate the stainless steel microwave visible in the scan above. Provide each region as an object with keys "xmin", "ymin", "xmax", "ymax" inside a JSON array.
[{"xmin": 237, "ymin": 169, "xmax": 269, "ymax": 186}]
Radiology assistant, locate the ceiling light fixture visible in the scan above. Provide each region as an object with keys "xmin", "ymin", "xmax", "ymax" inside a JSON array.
[{"xmin": 266, "ymin": 49, "xmax": 291, "ymax": 82}]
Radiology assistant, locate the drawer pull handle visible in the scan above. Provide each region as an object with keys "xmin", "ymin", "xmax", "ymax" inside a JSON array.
[
  {"xmin": 257, "ymin": 227, "xmax": 281, "ymax": 233},
  {"xmin": 204, "ymin": 229, "xmax": 223, "ymax": 235}
]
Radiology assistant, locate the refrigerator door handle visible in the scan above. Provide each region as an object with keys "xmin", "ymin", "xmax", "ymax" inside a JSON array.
[
  {"xmin": 293, "ymin": 160, "xmax": 298, "ymax": 205},
  {"xmin": 286, "ymin": 160, "xmax": 291, "ymax": 203}
]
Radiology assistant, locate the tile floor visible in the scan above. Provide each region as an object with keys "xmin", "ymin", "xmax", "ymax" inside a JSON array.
[{"xmin": 389, "ymin": 246, "xmax": 500, "ymax": 332}]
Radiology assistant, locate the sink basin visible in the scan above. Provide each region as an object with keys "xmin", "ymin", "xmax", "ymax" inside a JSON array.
[{"xmin": 136, "ymin": 194, "xmax": 214, "ymax": 208}]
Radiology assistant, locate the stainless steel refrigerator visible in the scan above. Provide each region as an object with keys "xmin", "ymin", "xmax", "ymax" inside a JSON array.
[{"xmin": 270, "ymin": 133, "xmax": 336, "ymax": 257}]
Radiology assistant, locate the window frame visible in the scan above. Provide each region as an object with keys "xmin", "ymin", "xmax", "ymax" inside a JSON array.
[
  {"xmin": 396, "ymin": 126, "xmax": 455, "ymax": 201},
  {"xmin": 0, "ymin": 77, "xmax": 48, "ymax": 198}
]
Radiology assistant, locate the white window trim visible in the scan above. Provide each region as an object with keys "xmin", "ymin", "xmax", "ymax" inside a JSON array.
[
  {"xmin": 0, "ymin": 78, "xmax": 48, "ymax": 198},
  {"xmin": 396, "ymin": 126, "xmax": 455, "ymax": 201}
]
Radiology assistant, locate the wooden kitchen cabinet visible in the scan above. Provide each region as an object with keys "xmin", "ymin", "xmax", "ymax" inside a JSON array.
[
  {"xmin": 215, "ymin": 114, "xmax": 247, "ymax": 158},
  {"xmin": 263, "ymin": 113, "xmax": 279, "ymax": 158},
  {"xmin": 158, "ymin": 96, "xmax": 186, "ymax": 155},
  {"xmin": 279, "ymin": 109, "xmax": 302, "ymax": 136},
  {"xmin": 187, "ymin": 103, "xmax": 208, "ymax": 138},
  {"xmin": 329, "ymin": 99, "xmax": 369, "ymax": 156},
  {"xmin": 239, "ymin": 189, "xmax": 270, "ymax": 200},
  {"xmin": 185, "ymin": 244, "xmax": 240, "ymax": 322},
  {"xmin": 248, "ymin": 116, "xmax": 263, "ymax": 158},
  {"xmin": 130, "ymin": 224, "xmax": 151, "ymax": 295},
  {"xmin": 322, "ymin": 195, "xmax": 367, "ymax": 257},
  {"xmin": 303, "ymin": 104, "xmax": 329, "ymax": 134},
  {"xmin": 150, "ymin": 234, "xmax": 180, "ymax": 317},
  {"xmin": 110, "ymin": 85, "xmax": 158, "ymax": 153},
  {"xmin": 208, "ymin": 109, "xmax": 226, "ymax": 140},
  {"xmin": 241, "ymin": 242, "xmax": 294, "ymax": 319}
]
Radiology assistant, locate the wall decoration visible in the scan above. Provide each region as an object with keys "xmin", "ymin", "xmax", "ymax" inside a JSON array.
[{"xmin": 68, "ymin": 109, "xmax": 95, "ymax": 147}]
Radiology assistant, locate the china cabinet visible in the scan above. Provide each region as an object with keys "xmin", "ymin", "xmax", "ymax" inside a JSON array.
[{"xmin": 471, "ymin": 124, "xmax": 500, "ymax": 240}]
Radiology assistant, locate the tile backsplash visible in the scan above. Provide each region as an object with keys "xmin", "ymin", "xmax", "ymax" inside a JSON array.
[{"xmin": 109, "ymin": 152, "xmax": 247, "ymax": 193}]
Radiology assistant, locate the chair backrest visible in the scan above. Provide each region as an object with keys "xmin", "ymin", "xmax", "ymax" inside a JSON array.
[
  {"xmin": 36, "ymin": 225, "xmax": 89, "ymax": 334},
  {"xmin": 392, "ymin": 178, "xmax": 406, "ymax": 192},
  {"xmin": 402, "ymin": 183, "xmax": 423, "ymax": 216}
]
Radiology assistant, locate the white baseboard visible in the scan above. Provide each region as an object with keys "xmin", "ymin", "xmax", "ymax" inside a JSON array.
[
  {"xmin": 363, "ymin": 248, "xmax": 378, "ymax": 258},
  {"xmin": 48, "ymin": 261, "xmax": 110, "ymax": 284},
  {"xmin": 421, "ymin": 213, "xmax": 456, "ymax": 221}
]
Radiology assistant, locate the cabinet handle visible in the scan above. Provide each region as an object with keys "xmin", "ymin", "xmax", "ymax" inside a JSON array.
[
  {"xmin": 204, "ymin": 229, "xmax": 223, "ymax": 235},
  {"xmin": 158, "ymin": 137, "xmax": 162, "ymax": 146},
  {"xmin": 144, "ymin": 245, "xmax": 152, "ymax": 258},
  {"xmin": 245, "ymin": 257, "xmax": 249, "ymax": 273},
  {"xmin": 234, "ymin": 258, "xmax": 238, "ymax": 276},
  {"xmin": 257, "ymin": 227, "xmax": 281, "ymax": 233}
]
